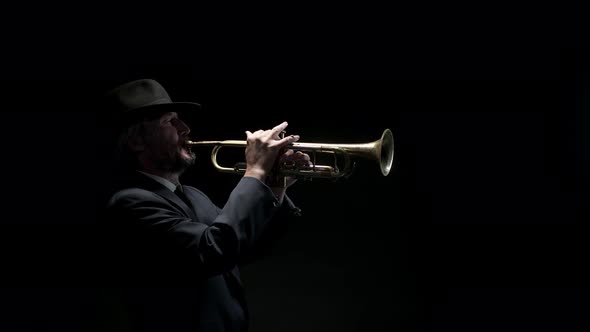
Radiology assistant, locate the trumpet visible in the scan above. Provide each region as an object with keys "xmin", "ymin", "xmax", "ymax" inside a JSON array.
[{"xmin": 186, "ymin": 129, "xmax": 394, "ymax": 179}]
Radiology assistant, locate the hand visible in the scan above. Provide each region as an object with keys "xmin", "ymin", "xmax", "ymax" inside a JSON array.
[
  {"xmin": 266, "ymin": 148, "xmax": 312, "ymax": 204},
  {"xmin": 273, "ymin": 149, "xmax": 312, "ymax": 188},
  {"xmin": 243, "ymin": 121, "xmax": 300, "ymax": 182}
]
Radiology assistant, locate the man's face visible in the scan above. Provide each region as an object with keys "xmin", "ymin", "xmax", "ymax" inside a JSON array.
[{"xmin": 140, "ymin": 112, "xmax": 196, "ymax": 172}]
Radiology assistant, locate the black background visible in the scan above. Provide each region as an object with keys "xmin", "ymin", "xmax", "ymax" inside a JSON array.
[{"xmin": 0, "ymin": 10, "xmax": 589, "ymax": 332}]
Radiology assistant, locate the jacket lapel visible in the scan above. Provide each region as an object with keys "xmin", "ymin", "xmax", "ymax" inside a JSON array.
[{"xmin": 132, "ymin": 173, "xmax": 200, "ymax": 223}]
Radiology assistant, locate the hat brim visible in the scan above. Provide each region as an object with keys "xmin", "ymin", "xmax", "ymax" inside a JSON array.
[{"xmin": 120, "ymin": 101, "xmax": 202, "ymax": 126}]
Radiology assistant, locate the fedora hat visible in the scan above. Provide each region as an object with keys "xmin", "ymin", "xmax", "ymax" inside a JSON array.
[{"xmin": 104, "ymin": 79, "xmax": 201, "ymax": 127}]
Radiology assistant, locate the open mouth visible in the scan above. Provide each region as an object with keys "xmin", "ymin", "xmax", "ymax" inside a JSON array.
[
  {"xmin": 179, "ymin": 140, "xmax": 194, "ymax": 159},
  {"xmin": 181, "ymin": 140, "xmax": 192, "ymax": 152}
]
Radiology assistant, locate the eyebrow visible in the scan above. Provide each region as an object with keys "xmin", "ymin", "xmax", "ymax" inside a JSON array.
[{"xmin": 161, "ymin": 112, "xmax": 178, "ymax": 121}]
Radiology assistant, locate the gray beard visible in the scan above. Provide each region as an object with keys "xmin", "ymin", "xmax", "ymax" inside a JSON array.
[{"xmin": 154, "ymin": 149, "xmax": 196, "ymax": 173}]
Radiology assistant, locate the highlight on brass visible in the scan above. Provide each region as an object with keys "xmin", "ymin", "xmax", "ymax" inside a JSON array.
[{"xmin": 186, "ymin": 129, "xmax": 394, "ymax": 179}]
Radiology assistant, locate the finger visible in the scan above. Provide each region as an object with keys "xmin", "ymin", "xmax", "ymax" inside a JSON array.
[
  {"xmin": 271, "ymin": 121, "xmax": 289, "ymax": 136},
  {"xmin": 248, "ymin": 129, "xmax": 264, "ymax": 141},
  {"xmin": 295, "ymin": 151, "xmax": 311, "ymax": 161},
  {"xmin": 296, "ymin": 159, "xmax": 312, "ymax": 167},
  {"xmin": 294, "ymin": 151, "xmax": 312, "ymax": 166},
  {"xmin": 271, "ymin": 130, "xmax": 286, "ymax": 140},
  {"xmin": 273, "ymin": 134, "xmax": 299, "ymax": 148},
  {"xmin": 280, "ymin": 149, "xmax": 295, "ymax": 162}
]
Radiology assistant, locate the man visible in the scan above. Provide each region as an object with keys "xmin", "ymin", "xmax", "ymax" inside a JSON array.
[{"xmin": 100, "ymin": 79, "xmax": 308, "ymax": 332}]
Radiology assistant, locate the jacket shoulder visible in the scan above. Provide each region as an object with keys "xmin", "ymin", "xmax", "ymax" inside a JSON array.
[{"xmin": 107, "ymin": 187, "xmax": 163, "ymax": 208}]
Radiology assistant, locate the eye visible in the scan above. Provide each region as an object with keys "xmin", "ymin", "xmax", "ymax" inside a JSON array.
[{"xmin": 160, "ymin": 113, "xmax": 178, "ymax": 124}]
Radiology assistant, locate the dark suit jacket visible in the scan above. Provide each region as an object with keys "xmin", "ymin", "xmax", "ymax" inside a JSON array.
[{"xmin": 100, "ymin": 172, "xmax": 300, "ymax": 332}]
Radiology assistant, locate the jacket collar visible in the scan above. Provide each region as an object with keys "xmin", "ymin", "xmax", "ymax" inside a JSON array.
[{"xmin": 131, "ymin": 171, "xmax": 199, "ymax": 222}]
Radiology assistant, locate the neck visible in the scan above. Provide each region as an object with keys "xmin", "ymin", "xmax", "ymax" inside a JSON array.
[{"xmin": 139, "ymin": 167, "xmax": 182, "ymax": 185}]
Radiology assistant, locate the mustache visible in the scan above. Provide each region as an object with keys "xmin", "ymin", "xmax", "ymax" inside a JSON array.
[{"xmin": 179, "ymin": 136, "xmax": 192, "ymax": 146}]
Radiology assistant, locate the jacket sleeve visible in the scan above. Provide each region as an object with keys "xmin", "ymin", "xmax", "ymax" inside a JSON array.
[
  {"xmin": 239, "ymin": 192, "xmax": 303, "ymax": 265},
  {"xmin": 106, "ymin": 177, "xmax": 283, "ymax": 278}
]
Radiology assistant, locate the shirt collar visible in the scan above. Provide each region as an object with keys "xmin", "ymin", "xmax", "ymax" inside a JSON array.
[{"xmin": 137, "ymin": 171, "xmax": 179, "ymax": 193}]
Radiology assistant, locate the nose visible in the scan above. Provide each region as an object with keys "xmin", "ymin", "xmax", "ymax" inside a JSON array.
[{"xmin": 174, "ymin": 118, "xmax": 191, "ymax": 136}]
